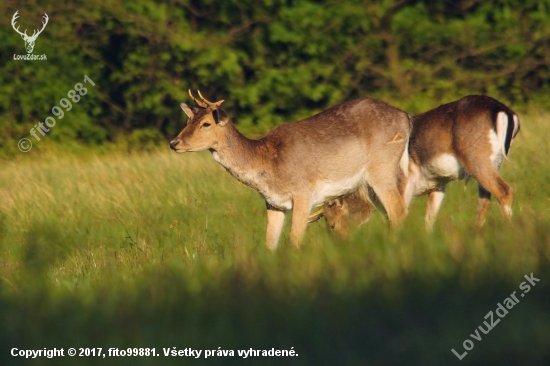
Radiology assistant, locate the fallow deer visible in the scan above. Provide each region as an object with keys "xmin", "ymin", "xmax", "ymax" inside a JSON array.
[
  {"xmin": 309, "ymin": 192, "xmax": 375, "ymax": 240},
  {"xmin": 170, "ymin": 90, "xmax": 412, "ymax": 250},
  {"xmin": 309, "ymin": 95, "xmax": 520, "ymax": 237}
]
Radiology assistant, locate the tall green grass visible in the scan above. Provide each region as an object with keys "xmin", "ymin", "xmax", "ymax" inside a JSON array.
[{"xmin": 0, "ymin": 112, "xmax": 549, "ymax": 365}]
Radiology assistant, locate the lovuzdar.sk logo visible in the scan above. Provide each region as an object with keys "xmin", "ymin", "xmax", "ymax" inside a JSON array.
[{"xmin": 12, "ymin": 10, "xmax": 48, "ymax": 61}]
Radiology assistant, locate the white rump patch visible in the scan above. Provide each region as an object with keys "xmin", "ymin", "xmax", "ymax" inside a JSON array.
[
  {"xmin": 495, "ymin": 111, "xmax": 509, "ymax": 158},
  {"xmin": 488, "ymin": 129, "xmax": 504, "ymax": 169}
]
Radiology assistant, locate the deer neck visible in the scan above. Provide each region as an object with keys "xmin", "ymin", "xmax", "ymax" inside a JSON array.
[{"xmin": 210, "ymin": 124, "xmax": 270, "ymax": 189}]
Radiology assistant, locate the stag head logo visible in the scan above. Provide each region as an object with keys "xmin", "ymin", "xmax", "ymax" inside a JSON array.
[{"xmin": 11, "ymin": 10, "xmax": 49, "ymax": 54}]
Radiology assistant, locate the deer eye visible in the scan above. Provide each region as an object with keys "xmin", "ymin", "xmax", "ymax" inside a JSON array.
[
  {"xmin": 202, "ymin": 123, "xmax": 211, "ymax": 128},
  {"xmin": 330, "ymin": 223, "xmax": 335, "ymax": 229}
]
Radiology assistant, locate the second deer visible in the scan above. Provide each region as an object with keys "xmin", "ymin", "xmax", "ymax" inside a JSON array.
[{"xmin": 309, "ymin": 95, "xmax": 520, "ymax": 238}]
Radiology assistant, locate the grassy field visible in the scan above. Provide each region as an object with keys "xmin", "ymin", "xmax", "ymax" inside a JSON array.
[{"xmin": 0, "ymin": 112, "xmax": 549, "ymax": 365}]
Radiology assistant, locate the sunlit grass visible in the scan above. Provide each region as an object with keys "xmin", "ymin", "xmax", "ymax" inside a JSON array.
[{"xmin": 0, "ymin": 113, "xmax": 549, "ymax": 365}]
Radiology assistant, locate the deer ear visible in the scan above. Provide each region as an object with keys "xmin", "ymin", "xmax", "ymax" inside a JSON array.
[
  {"xmin": 180, "ymin": 103, "xmax": 194, "ymax": 119},
  {"xmin": 213, "ymin": 108, "xmax": 229, "ymax": 127}
]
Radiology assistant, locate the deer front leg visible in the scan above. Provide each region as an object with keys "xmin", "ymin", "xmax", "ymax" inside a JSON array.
[
  {"xmin": 266, "ymin": 203, "xmax": 285, "ymax": 251},
  {"xmin": 425, "ymin": 188, "xmax": 445, "ymax": 231},
  {"xmin": 290, "ymin": 195, "xmax": 312, "ymax": 248}
]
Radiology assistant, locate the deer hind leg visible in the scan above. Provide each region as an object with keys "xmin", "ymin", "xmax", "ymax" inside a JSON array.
[
  {"xmin": 475, "ymin": 185, "xmax": 492, "ymax": 227},
  {"xmin": 266, "ymin": 204, "xmax": 286, "ymax": 251},
  {"xmin": 365, "ymin": 171, "xmax": 408, "ymax": 227},
  {"xmin": 374, "ymin": 185, "xmax": 408, "ymax": 226},
  {"xmin": 290, "ymin": 195, "xmax": 312, "ymax": 248},
  {"xmin": 467, "ymin": 164, "xmax": 513, "ymax": 223},
  {"xmin": 475, "ymin": 153, "xmax": 508, "ymax": 227},
  {"xmin": 425, "ymin": 187, "xmax": 445, "ymax": 231}
]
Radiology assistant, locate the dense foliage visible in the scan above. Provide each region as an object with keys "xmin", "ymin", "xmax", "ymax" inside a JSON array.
[
  {"xmin": 1, "ymin": 0, "xmax": 550, "ymax": 149},
  {"xmin": 0, "ymin": 0, "xmax": 550, "ymax": 150}
]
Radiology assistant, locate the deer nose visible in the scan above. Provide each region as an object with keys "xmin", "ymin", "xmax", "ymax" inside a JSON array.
[{"xmin": 170, "ymin": 140, "xmax": 179, "ymax": 150}]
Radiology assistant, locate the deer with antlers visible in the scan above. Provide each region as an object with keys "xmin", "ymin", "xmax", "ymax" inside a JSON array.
[
  {"xmin": 171, "ymin": 90, "xmax": 412, "ymax": 250},
  {"xmin": 309, "ymin": 191, "xmax": 375, "ymax": 240},
  {"xmin": 309, "ymin": 95, "xmax": 520, "ymax": 238},
  {"xmin": 11, "ymin": 10, "xmax": 49, "ymax": 54}
]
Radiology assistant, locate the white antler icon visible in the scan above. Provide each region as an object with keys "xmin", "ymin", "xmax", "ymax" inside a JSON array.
[{"xmin": 12, "ymin": 10, "xmax": 49, "ymax": 54}]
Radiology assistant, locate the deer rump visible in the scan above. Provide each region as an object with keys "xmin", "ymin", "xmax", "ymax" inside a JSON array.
[{"xmin": 409, "ymin": 95, "xmax": 520, "ymax": 197}]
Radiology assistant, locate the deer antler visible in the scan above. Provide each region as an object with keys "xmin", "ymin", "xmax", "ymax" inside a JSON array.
[
  {"xmin": 308, "ymin": 209, "xmax": 325, "ymax": 223},
  {"xmin": 188, "ymin": 89, "xmax": 207, "ymax": 108},
  {"xmin": 30, "ymin": 13, "xmax": 49, "ymax": 39},
  {"xmin": 11, "ymin": 11, "xmax": 49, "ymax": 40},
  {"xmin": 197, "ymin": 90, "xmax": 224, "ymax": 107},
  {"xmin": 11, "ymin": 11, "xmax": 29, "ymax": 38}
]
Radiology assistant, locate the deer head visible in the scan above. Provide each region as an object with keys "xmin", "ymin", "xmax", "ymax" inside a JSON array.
[
  {"xmin": 12, "ymin": 11, "xmax": 49, "ymax": 54},
  {"xmin": 309, "ymin": 198, "xmax": 352, "ymax": 239},
  {"xmin": 170, "ymin": 90, "xmax": 228, "ymax": 153}
]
